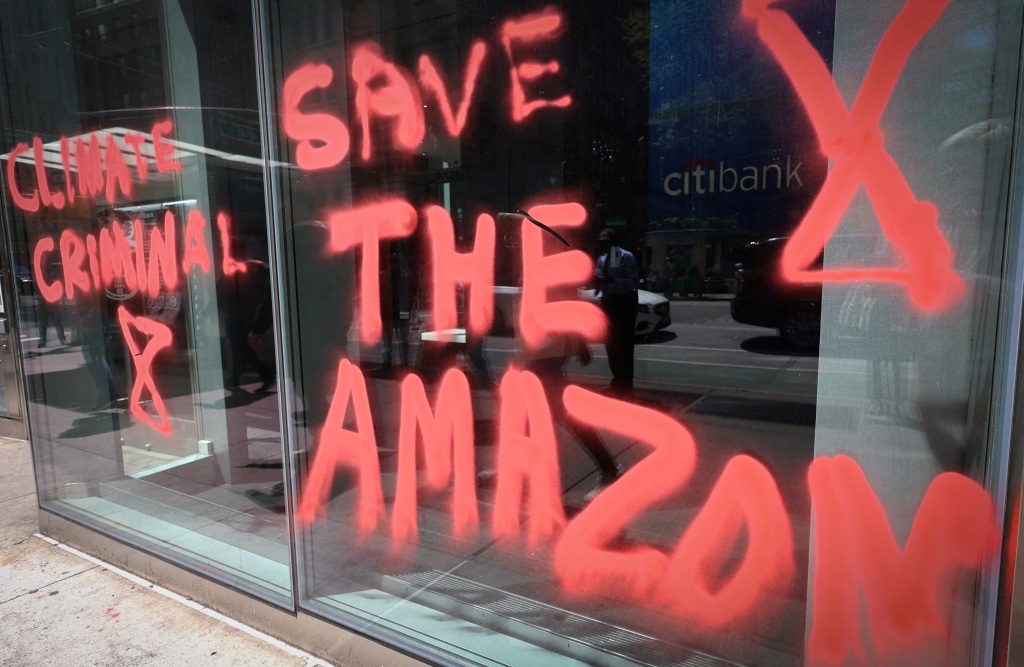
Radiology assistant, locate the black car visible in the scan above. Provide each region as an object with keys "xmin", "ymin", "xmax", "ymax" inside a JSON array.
[
  {"xmin": 730, "ymin": 237, "xmax": 822, "ymax": 349},
  {"xmin": 13, "ymin": 265, "xmax": 33, "ymax": 295}
]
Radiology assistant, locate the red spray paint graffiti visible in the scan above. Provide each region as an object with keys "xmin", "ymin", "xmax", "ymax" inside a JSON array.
[
  {"xmin": 500, "ymin": 9, "xmax": 572, "ymax": 122},
  {"xmin": 7, "ymin": 2, "xmax": 1004, "ymax": 660},
  {"xmin": 425, "ymin": 205, "xmax": 495, "ymax": 338},
  {"xmin": 418, "ymin": 42, "xmax": 488, "ymax": 137},
  {"xmin": 278, "ymin": 9, "xmax": 572, "ymax": 170},
  {"xmin": 352, "ymin": 42, "xmax": 426, "ymax": 162},
  {"xmin": 182, "ymin": 210, "xmax": 212, "ymax": 274},
  {"xmin": 217, "ymin": 212, "xmax": 247, "ymax": 276},
  {"xmin": 59, "ymin": 230, "xmax": 91, "ymax": 300},
  {"xmin": 326, "ymin": 199, "xmax": 418, "ymax": 345},
  {"xmin": 807, "ymin": 455, "xmax": 998, "ymax": 663},
  {"xmin": 150, "ymin": 120, "xmax": 182, "ymax": 173},
  {"xmin": 295, "ymin": 357, "xmax": 996, "ymax": 646},
  {"xmin": 323, "ymin": 198, "xmax": 603, "ymax": 347},
  {"xmin": 99, "ymin": 220, "xmax": 140, "ymax": 293},
  {"xmin": 15, "ymin": 120, "xmax": 223, "ymax": 438},
  {"xmin": 493, "ymin": 368, "xmax": 567, "ymax": 546},
  {"xmin": 33, "ymin": 137, "xmax": 65, "ymax": 210},
  {"xmin": 661, "ymin": 454, "xmax": 793, "ymax": 626},
  {"xmin": 32, "ymin": 238, "xmax": 63, "ymax": 303},
  {"xmin": 393, "ymin": 368, "xmax": 477, "ymax": 542},
  {"xmin": 554, "ymin": 385, "xmax": 697, "ymax": 603},
  {"xmin": 117, "ymin": 306, "xmax": 174, "ymax": 436},
  {"xmin": 32, "ymin": 211, "xmax": 211, "ymax": 305},
  {"xmin": 6, "ymin": 122, "xmax": 181, "ymax": 214},
  {"xmin": 519, "ymin": 203, "xmax": 606, "ymax": 349},
  {"xmin": 282, "ymin": 63, "xmax": 352, "ymax": 170},
  {"xmin": 296, "ymin": 358, "xmax": 383, "ymax": 532},
  {"xmin": 556, "ymin": 388, "xmax": 792, "ymax": 626},
  {"xmin": 743, "ymin": 0, "xmax": 964, "ymax": 311},
  {"xmin": 145, "ymin": 211, "xmax": 179, "ymax": 297},
  {"xmin": 6, "ymin": 143, "xmax": 38, "ymax": 213}
]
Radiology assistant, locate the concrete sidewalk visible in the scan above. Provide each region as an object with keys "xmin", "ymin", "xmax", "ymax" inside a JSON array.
[{"xmin": 0, "ymin": 437, "xmax": 330, "ymax": 667}]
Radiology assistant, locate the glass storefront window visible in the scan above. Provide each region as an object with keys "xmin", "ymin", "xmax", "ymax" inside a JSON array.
[
  {"xmin": 3, "ymin": 0, "xmax": 1024, "ymax": 664},
  {"xmin": 258, "ymin": 0, "xmax": 1024, "ymax": 665},
  {"xmin": 0, "ymin": 1, "xmax": 291, "ymax": 604}
]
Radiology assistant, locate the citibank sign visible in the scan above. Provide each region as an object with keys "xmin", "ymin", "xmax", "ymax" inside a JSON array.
[{"xmin": 662, "ymin": 156, "xmax": 804, "ymax": 196}]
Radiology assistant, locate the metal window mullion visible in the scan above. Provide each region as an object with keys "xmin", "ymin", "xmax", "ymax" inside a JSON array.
[{"xmin": 250, "ymin": 0, "xmax": 302, "ymax": 615}]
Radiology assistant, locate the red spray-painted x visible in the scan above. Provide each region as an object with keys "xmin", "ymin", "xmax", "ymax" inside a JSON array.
[
  {"xmin": 117, "ymin": 306, "xmax": 174, "ymax": 436},
  {"xmin": 743, "ymin": 0, "xmax": 964, "ymax": 311}
]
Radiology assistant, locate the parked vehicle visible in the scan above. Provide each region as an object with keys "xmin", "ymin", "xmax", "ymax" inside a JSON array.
[
  {"xmin": 579, "ymin": 288, "xmax": 671, "ymax": 336},
  {"xmin": 13, "ymin": 265, "xmax": 33, "ymax": 295},
  {"xmin": 493, "ymin": 286, "xmax": 672, "ymax": 338},
  {"xmin": 730, "ymin": 237, "xmax": 822, "ymax": 348}
]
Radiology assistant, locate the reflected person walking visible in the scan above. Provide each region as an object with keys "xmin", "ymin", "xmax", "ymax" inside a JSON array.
[{"xmin": 594, "ymin": 228, "xmax": 638, "ymax": 395}]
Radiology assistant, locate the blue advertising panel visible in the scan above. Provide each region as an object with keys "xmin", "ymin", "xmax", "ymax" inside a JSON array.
[{"xmin": 649, "ymin": 1, "xmax": 836, "ymax": 238}]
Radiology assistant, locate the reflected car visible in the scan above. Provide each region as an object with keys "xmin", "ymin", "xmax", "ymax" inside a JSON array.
[
  {"xmin": 493, "ymin": 286, "xmax": 671, "ymax": 338},
  {"xmin": 13, "ymin": 265, "xmax": 33, "ymax": 295},
  {"xmin": 578, "ymin": 288, "xmax": 672, "ymax": 336},
  {"xmin": 730, "ymin": 237, "xmax": 822, "ymax": 348}
]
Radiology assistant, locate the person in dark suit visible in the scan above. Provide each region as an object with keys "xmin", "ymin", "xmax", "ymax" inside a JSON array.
[{"xmin": 594, "ymin": 228, "xmax": 638, "ymax": 395}]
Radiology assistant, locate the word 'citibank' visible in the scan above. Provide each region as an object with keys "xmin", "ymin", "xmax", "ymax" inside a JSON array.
[{"xmin": 662, "ymin": 156, "xmax": 804, "ymax": 196}]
